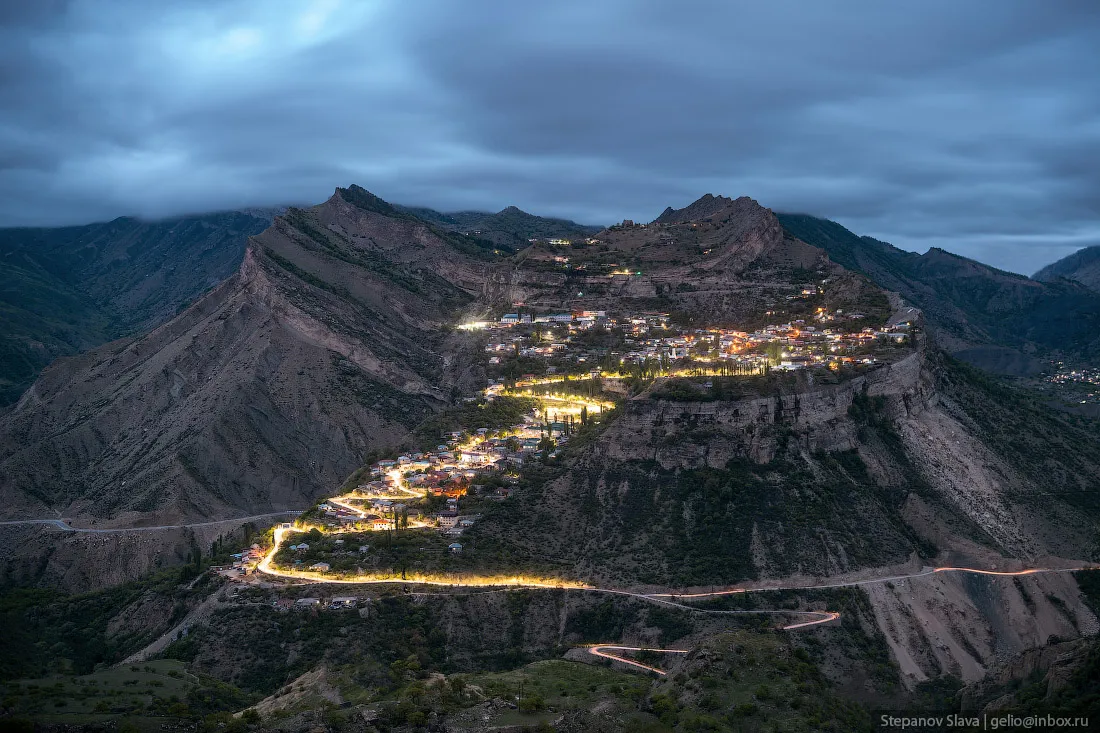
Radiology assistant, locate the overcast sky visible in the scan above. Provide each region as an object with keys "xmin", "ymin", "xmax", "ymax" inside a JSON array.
[{"xmin": 1, "ymin": 1, "xmax": 1097, "ymax": 274}]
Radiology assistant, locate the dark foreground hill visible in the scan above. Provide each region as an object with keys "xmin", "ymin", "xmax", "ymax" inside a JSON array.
[{"xmin": 0, "ymin": 211, "xmax": 275, "ymax": 406}]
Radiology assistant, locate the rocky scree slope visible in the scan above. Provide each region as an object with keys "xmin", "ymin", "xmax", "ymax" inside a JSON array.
[{"xmin": 0, "ymin": 186, "xmax": 494, "ymax": 527}]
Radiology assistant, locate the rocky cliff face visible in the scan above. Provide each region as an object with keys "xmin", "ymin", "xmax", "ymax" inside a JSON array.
[
  {"xmin": 468, "ymin": 338, "xmax": 1100, "ymax": 684},
  {"xmin": 0, "ymin": 520, "xmax": 260, "ymax": 591},
  {"xmin": 601, "ymin": 350, "xmax": 926, "ymax": 468}
]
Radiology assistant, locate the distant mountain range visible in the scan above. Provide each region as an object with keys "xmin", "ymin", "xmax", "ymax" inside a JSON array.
[
  {"xmin": 395, "ymin": 204, "xmax": 602, "ymax": 249},
  {"xmin": 0, "ymin": 211, "xmax": 275, "ymax": 406},
  {"xmin": 0, "ymin": 203, "xmax": 595, "ymax": 408},
  {"xmin": 1035, "ymin": 245, "xmax": 1100, "ymax": 293},
  {"xmin": 776, "ymin": 213, "xmax": 1100, "ymax": 374}
]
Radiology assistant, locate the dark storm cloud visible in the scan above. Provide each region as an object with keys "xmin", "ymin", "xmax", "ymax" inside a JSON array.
[{"xmin": 0, "ymin": 0, "xmax": 1097, "ymax": 274}]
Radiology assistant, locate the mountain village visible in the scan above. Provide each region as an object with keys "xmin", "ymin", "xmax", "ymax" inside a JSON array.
[{"xmin": 222, "ymin": 301, "xmax": 916, "ymax": 585}]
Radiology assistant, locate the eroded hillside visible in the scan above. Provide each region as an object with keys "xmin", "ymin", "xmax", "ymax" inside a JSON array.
[{"xmin": 0, "ymin": 187, "xmax": 494, "ymax": 526}]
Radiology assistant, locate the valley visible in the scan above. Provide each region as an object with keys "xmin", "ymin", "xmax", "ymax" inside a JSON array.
[{"xmin": 2, "ymin": 189, "xmax": 1099, "ymax": 732}]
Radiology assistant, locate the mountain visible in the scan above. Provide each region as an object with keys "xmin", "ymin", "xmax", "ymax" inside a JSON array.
[
  {"xmin": 0, "ymin": 186, "xmax": 495, "ymax": 527},
  {"xmin": 0, "ymin": 189, "xmax": 889, "ymax": 589},
  {"xmin": 463, "ymin": 205, "xmax": 602, "ymax": 246},
  {"xmin": 396, "ymin": 204, "xmax": 602, "ymax": 249},
  {"xmin": 500, "ymin": 194, "xmax": 891, "ymax": 330},
  {"xmin": 0, "ymin": 211, "xmax": 274, "ymax": 406},
  {"xmin": 1035, "ymin": 245, "xmax": 1100, "ymax": 293},
  {"xmin": 653, "ymin": 193, "xmax": 750, "ymax": 225},
  {"xmin": 4, "ymin": 188, "xmax": 1100, "ymax": 727},
  {"xmin": 776, "ymin": 213, "xmax": 1100, "ymax": 373}
]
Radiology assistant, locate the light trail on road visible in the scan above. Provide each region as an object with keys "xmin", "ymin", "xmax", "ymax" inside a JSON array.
[
  {"xmin": 586, "ymin": 645, "xmax": 690, "ymax": 675},
  {"xmin": 253, "ymin": 525, "xmax": 1097, "ymax": 675},
  {"xmin": 646, "ymin": 565, "xmax": 1095, "ymax": 599},
  {"xmin": 326, "ymin": 496, "xmax": 367, "ymax": 518}
]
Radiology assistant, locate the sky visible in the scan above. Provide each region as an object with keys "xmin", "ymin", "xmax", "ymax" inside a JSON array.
[{"xmin": 1, "ymin": 1, "xmax": 1098, "ymax": 275}]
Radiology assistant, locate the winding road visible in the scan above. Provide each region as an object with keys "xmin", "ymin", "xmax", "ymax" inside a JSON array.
[
  {"xmin": 255, "ymin": 525, "xmax": 1095, "ymax": 675},
  {"xmin": 0, "ymin": 511, "xmax": 303, "ymax": 534},
  {"xmin": 9, "ymin": 514, "xmax": 1088, "ymax": 675}
]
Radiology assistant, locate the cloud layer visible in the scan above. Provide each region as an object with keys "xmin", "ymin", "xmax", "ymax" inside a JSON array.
[{"xmin": 1, "ymin": 0, "xmax": 1097, "ymax": 273}]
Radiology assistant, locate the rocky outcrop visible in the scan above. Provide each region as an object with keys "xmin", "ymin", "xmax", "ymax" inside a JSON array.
[
  {"xmin": 958, "ymin": 637, "xmax": 1096, "ymax": 711},
  {"xmin": 602, "ymin": 350, "xmax": 925, "ymax": 468},
  {"xmin": 653, "ymin": 194, "xmax": 752, "ymax": 225}
]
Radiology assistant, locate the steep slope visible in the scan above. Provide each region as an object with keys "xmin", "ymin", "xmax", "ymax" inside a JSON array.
[
  {"xmin": 777, "ymin": 213, "xmax": 1100, "ymax": 373},
  {"xmin": 1035, "ymin": 245, "xmax": 1100, "ymax": 293},
  {"xmin": 0, "ymin": 186, "xmax": 494, "ymax": 525},
  {"xmin": 0, "ymin": 211, "xmax": 274, "ymax": 406}
]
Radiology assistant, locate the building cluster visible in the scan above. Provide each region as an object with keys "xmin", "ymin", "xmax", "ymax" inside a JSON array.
[
  {"xmin": 348, "ymin": 411, "xmax": 578, "ymax": 535},
  {"xmin": 213, "ymin": 543, "xmax": 266, "ymax": 578},
  {"xmin": 475, "ymin": 306, "xmax": 913, "ymax": 374},
  {"xmin": 625, "ymin": 315, "xmax": 912, "ymax": 371},
  {"xmin": 273, "ymin": 596, "xmax": 361, "ymax": 611},
  {"xmin": 1045, "ymin": 363, "xmax": 1100, "ymax": 404}
]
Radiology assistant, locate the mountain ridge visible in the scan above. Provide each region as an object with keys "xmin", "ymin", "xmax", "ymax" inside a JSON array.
[
  {"xmin": 0, "ymin": 211, "xmax": 273, "ymax": 406},
  {"xmin": 776, "ymin": 212, "xmax": 1100, "ymax": 373},
  {"xmin": 395, "ymin": 202, "xmax": 602, "ymax": 248},
  {"xmin": 1035, "ymin": 244, "xmax": 1100, "ymax": 293},
  {"xmin": 0, "ymin": 187, "xmax": 494, "ymax": 527}
]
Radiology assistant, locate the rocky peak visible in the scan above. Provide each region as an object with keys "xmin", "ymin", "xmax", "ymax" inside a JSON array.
[
  {"xmin": 653, "ymin": 193, "xmax": 768, "ymax": 225},
  {"xmin": 334, "ymin": 184, "xmax": 400, "ymax": 217}
]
